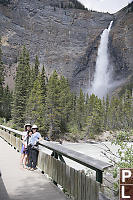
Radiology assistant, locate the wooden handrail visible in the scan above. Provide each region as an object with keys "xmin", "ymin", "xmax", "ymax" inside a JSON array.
[
  {"xmin": 39, "ymin": 140, "xmax": 111, "ymax": 171},
  {"xmin": 0, "ymin": 124, "xmax": 112, "ymax": 183},
  {"xmin": 0, "ymin": 125, "xmax": 22, "ymax": 135}
]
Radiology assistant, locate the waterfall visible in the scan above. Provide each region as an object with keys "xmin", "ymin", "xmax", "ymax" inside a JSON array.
[{"xmin": 90, "ymin": 21, "xmax": 113, "ymax": 98}]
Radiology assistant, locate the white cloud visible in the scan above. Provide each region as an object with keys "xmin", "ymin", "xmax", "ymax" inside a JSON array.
[{"xmin": 79, "ymin": 0, "xmax": 132, "ymax": 13}]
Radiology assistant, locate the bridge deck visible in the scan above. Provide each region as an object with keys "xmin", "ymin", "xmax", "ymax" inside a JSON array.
[{"xmin": 0, "ymin": 137, "xmax": 69, "ymax": 200}]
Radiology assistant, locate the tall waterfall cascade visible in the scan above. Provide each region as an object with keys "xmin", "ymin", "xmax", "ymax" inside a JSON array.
[{"xmin": 90, "ymin": 21, "xmax": 113, "ymax": 98}]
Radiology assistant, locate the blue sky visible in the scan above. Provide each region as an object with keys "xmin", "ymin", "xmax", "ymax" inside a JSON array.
[{"xmin": 79, "ymin": 0, "xmax": 132, "ymax": 13}]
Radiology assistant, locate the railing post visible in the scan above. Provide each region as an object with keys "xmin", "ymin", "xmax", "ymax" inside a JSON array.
[
  {"xmin": 51, "ymin": 151, "xmax": 65, "ymax": 186},
  {"xmin": 51, "ymin": 151, "xmax": 58, "ymax": 159},
  {"xmin": 51, "ymin": 151, "xmax": 58, "ymax": 185},
  {"xmin": 96, "ymin": 170, "xmax": 103, "ymax": 184},
  {"xmin": 58, "ymin": 154, "xmax": 65, "ymax": 163}
]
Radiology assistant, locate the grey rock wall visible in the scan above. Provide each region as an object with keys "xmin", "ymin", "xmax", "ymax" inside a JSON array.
[
  {"xmin": 109, "ymin": 2, "xmax": 133, "ymax": 84},
  {"xmin": 0, "ymin": 0, "xmax": 114, "ymax": 92}
]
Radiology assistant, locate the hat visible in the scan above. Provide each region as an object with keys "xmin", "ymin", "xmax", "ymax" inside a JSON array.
[
  {"xmin": 32, "ymin": 124, "xmax": 38, "ymax": 129},
  {"xmin": 24, "ymin": 123, "xmax": 32, "ymax": 128}
]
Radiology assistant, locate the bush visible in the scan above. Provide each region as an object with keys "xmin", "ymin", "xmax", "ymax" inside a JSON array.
[
  {"xmin": 0, "ymin": 117, "xmax": 6, "ymax": 124},
  {"xmin": 102, "ymin": 130, "xmax": 133, "ymax": 197}
]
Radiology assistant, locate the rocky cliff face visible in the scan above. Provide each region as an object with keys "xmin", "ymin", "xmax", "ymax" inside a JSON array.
[
  {"xmin": 0, "ymin": 0, "xmax": 113, "ymax": 92},
  {"xmin": 2, "ymin": 1, "xmax": 132, "ymax": 94},
  {"xmin": 109, "ymin": 2, "xmax": 133, "ymax": 89}
]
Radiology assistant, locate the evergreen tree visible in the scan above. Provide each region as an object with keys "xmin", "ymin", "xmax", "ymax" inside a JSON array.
[
  {"xmin": 70, "ymin": 0, "xmax": 86, "ymax": 10},
  {"xmin": 59, "ymin": 76, "xmax": 72, "ymax": 132},
  {"xmin": 34, "ymin": 55, "xmax": 39, "ymax": 78},
  {"xmin": 68, "ymin": 93, "xmax": 77, "ymax": 130},
  {"xmin": 117, "ymin": 96, "xmax": 125, "ymax": 129},
  {"xmin": 89, "ymin": 96, "xmax": 104, "ymax": 134},
  {"xmin": 29, "ymin": 55, "xmax": 40, "ymax": 89},
  {"xmin": 122, "ymin": 90, "xmax": 132, "ymax": 128},
  {"xmin": 84, "ymin": 93, "xmax": 89, "ymax": 122},
  {"xmin": 30, "ymin": 65, "xmax": 36, "ymax": 89},
  {"xmin": 106, "ymin": 90, "xmax": 133, "ymax": 131},
  {"xmin": 76, "ymin": 89, "xmax": 85, "ymax": 130},
  {"xmin": 25, "ymin": 73, "xmax": 45, "ymax": 133},
  {"xmin": 40, "ymin": 65, "xmax": 46, "ymax": 104},
  {"xmin": 12, "ymin": 46, "xmax": 31, "ymax": 127},
  {"xmin": 84, "ymin": 94, "xmax": 96, "ymax": 136},
  {"xmin": 108, "ymin": 96, "xmax": 120, "ymax": 130},
  {"xmin": 24, "ymin": 49, "xmax": 31, "ymax": 96},
  {"xmin": 88, "ymin": 94, "xmax": 96, "ymax": 115},
  {"xmin": 104, "ymin": 94, "xmax": 110, "ymax": 129},
  {"xmin": 2, "ymin": 86, "xmax": 12, "ymax": 120},
  {"xmin": 45, "ymin": 71, "xmax": 61, "ymax": 139},
  {"xmin": 68, "ymin": 3, "xmax": 73, "ymax": 8}
]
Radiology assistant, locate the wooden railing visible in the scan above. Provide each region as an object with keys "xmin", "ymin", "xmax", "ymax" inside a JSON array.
[{"xmin": 0, "ymin": 125, "xmax": 112, "ymax": 200}]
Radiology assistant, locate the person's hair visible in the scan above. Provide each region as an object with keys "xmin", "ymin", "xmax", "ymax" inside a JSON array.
[
  {"xmin": 25, "ymin": 125, "xmax": 32, "ymax": 131},
  {"xmin": 32, "ymin": 128, "xmax": 38, "ymax": 131},
  {"xmin": 27, "ymin": 129, "xmax": 33, "ymax": 135}
]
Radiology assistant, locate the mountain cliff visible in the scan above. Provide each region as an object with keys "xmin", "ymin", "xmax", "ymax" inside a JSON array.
[
  {"xmin": 0, "ymin": 0, "xmax": 132, "ymax": 94},
  {"xmin": 109, "ymin": 2, "xmax": 133, "ymax": 92}
]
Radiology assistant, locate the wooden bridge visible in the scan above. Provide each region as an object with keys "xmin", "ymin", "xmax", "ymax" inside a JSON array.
[{"xmin": 0, "ymin": 125, "xmax": 112, "ymax": 200}]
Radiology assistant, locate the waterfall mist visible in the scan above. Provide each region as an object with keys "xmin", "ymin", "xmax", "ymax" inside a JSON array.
[{"xmin": 90, "ymin": 21, "xmax": 114, "ymax": 98}]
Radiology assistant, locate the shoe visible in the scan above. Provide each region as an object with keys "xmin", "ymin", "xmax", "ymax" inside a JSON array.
[
  {"xmin": 27, "ymin": 167, "xmax": 31, "ymax": 170},
  {"xmin": 30, "ymin": 168, "xmax": 34, "ymax": 171}
]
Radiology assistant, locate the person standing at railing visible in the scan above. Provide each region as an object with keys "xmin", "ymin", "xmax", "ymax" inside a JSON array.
[
  {"xmin": 20, "ymin": 123, "xmax": 32, "ymax": 166},
  {"xmin": 22, "ymin": 129, "xmax": 33, "ymax": 168},
  {"xmin": 28, "ymin": 125, "xmax": 42, "ymax": 171}
]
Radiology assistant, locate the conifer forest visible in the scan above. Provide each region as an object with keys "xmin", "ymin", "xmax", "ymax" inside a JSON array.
[{"xmin": 0, "ymin": 43, "xmax": 133, "ymax": 140}]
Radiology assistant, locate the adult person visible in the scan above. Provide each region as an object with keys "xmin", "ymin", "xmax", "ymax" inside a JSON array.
[
  {"xmin": 28, "ymin": 125, "xmax": 42, "ymax": 170},
  {"xmin": 20, "ymin": 123, "xmax": 32, "ymax": 166},
  {"xmin": 22, "ymin": 129, "xmax": 33, "ymax": 169}
]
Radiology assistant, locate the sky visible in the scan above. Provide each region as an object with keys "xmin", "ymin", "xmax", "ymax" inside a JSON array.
[{"xmin": 78, "ymin": 0, "xmax": 132, "ymax": 13}]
